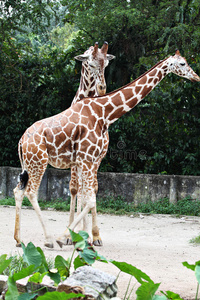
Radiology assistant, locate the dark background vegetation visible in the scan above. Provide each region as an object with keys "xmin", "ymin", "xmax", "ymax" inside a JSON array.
[{"xmin": 0, "ymin": 0, "xmax": 200, "ymax": 175}]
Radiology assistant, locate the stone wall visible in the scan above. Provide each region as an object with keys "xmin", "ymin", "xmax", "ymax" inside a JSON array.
[{"xmin": 0, "ymin": 166, "xmax": 200, "ymax": 203}]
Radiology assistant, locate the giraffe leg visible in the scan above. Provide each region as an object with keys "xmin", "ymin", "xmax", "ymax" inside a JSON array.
[
  {"xmin": 91, "ymin": 205, "xmax": 102, "ymax": 246},
  {"xmin": 56, "ymin": 164, "xmax": 96, "ymax": 248},
  {"xmin": 91, "ymin": 166, "xmax": 102, "ymax": 246},
  {"xmin": 75, "ymin": 183, "xmax": 83, "ymax": 232},
  {"xmin": 58, "ymin": 167, "xmax": 83, "ymax": 246},
  {"xmin": 14, "ymin": 185, "xmax": 25, "ymax": 247},
  {"xmin": 68, "ymin": 166, "xmax": 78, "ymax": 227},
  {"xmin": 26, "ymin": 191, "xmax": 53, "ymax": 248},
  {"xmin": 56, "ymin": 169, "xmax": 83, "ymax": 247}
]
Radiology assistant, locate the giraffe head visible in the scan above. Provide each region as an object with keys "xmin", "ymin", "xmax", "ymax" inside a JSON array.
[
  {"xmin": 168, "ymin": 50, "xmax": 200, "ymax": 82},
  {"xmin": 75, "ymin": 41, "xmax": 115, "ymax": 96}
]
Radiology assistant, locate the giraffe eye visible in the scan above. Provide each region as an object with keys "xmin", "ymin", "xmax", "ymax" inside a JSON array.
[
  {"xmin": 89, "ymin": 63, "xmax": 96, "ymax": 68},
  {"xmin": 180, "ymin": 63, "xmax": 185, "ymax": 66}
]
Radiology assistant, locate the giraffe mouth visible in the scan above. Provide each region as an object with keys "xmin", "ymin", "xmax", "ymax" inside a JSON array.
[
  {"xmin": 190, "ymin": 74, "xmax": 200, "ymax": 82},
  {"xmin": 97, "ymin": 84, "xmax": 106, "ymax": 96}
]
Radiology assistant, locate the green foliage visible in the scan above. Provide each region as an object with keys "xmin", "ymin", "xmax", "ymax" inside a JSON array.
[
  {"xmin": 190, "ymin": 235, "xmax": 200, "ymax": 245},
  {"xmin": 0, "ymin": 255, "xmax": 12, "ymax": 275},
  {"xmin": 111, "ymin": 260, "xmax": 153, "ymax": 284},
  {"xmin": 37, "ymin": 292, "xmax": 85, "ymax": 299},
  {"xmin": 3, "ymin": 255, "xmax": 28, "ymax": 277},
  {"xmin": 0, "ymin": 0, "xmax": 200, "ymax": 175},
  {"xmin": 1, "ymin": 231, "xmax": 200, "ymax": 299},
  {"xmin": 4, "ymin": 230, "xmax": 100, "ymax": 299},
  {"xmin": 97, "ymin": 195, "xmax": 200, "ymax": 216},
  {"xmin": 1, "ymin": 196, "xmax": 200, "ymax": 216},
  {"xmin": 182, "ymin": 260, "xmax": 200, "ymax": 300}
]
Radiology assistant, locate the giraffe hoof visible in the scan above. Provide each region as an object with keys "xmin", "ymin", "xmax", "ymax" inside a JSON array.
[
  {"xmin": 16, "ymin": 243, "xmax": 22, "ymax": 247},
  {"xmin": 93, "ymin": 239, "xmax": 103, "ymax": 246},
  {"xmin": 44, "ymin": 242, "xmax": 54, "ymax": 248},
  {"xmin": 56, "ymin": 237, "xmax": 73, "ymax": 248}
]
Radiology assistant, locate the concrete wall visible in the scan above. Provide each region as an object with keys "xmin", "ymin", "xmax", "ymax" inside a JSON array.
[{"xmin": 0, "ymin": 167, "xmax": 200, "ymax": 203}]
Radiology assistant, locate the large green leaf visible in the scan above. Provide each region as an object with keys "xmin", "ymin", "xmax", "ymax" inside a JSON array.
[
  {"xmin": 5, "ymin": 276, "xmax": 19, "ymax": 300},
  {"xmin": 21, "ymin": 242, "xmax": 42, "ymax": 269},
  {"xmin": 69, "ymin": 229, "xmax": 85, "ymax": 250},
  {"xmin": 182, "ymin": 261, "xmax": 195, "ymax": 271},
  {"xmin": 13, "ymin": 265, "xmax": 35, "ymax": 281},
  {"xmin": 152, "ymin": 296, "xmax": 167, "ymax": 300},
  {"xmin": 54, "ymin": 255, "xmax": 70, "ymax": 278},
  {"xmin": 78, "ymin": 231, "xmax": 89, "ymax": 240},
  {"xmin": 18, "ymin": 293, "xmax": 38, "ymax": 300},
  {"xmin": 79, "ymin": 247, "xmax": 97, "ymax": 265},
  {"xmin": 47, "ymin": 270, "xmax": 61, "ymax": 285},
  {"xmin": 0, "ymin": 254, "xmax": 12, "ymax": 274},
  {"xmin": 73, "ymin": 255, "xmax": 86, "ymax": 270},
  {"xmin": 110, "ymin": 260, "xmax": 153, "ymax": 284},
  {"xmin": 161, "ymin": 290, "xmax": 184, "ymax": 299},
  {"xmin": 195, "ymin": 265, "xmax": 200, "ymax": 284},
  {"xmin": 36, "ymin": 247, "xmax": 49, "ymax": 273},
  {"xmin": 96, "ymin": 253, "xmax": 108, "ymax": 263},
  {"xmin": 37, "ymin": 291, "xmax": 85, "ymax": 299},
  {"xmin": 28, "ymin": 271, "xmax": 48, "ymax": 284},
  {"xmin": 136, "ymin": 281, "xmax": 160, "ymax": 300}
]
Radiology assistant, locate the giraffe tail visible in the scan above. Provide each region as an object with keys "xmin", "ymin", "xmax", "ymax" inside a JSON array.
[
  {"xmin": 18, "ymin": 139, "xmax": 29, "ymax": 189},
  {"xmin": 19, "ymin": 170, "xmax": 29, "ymax": 189}
]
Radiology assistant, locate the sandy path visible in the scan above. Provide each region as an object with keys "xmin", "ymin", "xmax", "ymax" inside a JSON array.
[{"xmin": 0, "ymin": 206, "xmax": 199, "ymax": 299}]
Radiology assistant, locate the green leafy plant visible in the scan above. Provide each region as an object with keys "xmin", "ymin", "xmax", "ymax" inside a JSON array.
[
  {"xmin": 182, "ymin": 260, "xmax": 200, "ymax": 300},
  {"xmin": 3, "ymin": 229, "xmax": 106, "ymax": 299},
  {"xmin": 1, "ymin": 196, "xmax": 200, "ymax": 217},
  {"xmin": 1, "ymin": 231, "xmax": 200, "ymax": 299}
]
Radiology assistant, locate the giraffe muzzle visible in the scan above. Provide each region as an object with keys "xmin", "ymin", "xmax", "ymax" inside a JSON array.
[
  {"xmin": 191, "ymin": 74, "xmax": 200, "ymax": 82},
  {"xmin": 97, "ymin": 84, "xmax": 106, "ymax": 96}
]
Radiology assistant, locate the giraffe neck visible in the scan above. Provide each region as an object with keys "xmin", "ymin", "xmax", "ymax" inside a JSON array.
[
  {"xmin": 72, "ymin": 62, "xmax": 97, "ymax": 105},
  {"xmin": 100, "ymin": 56, "xmax": 170, "ymax": 126}
]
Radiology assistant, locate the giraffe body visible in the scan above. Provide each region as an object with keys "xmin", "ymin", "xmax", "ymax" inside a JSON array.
[{"xmin": 14, "ymin": 50, "xmax": 200, "ymax": 248}]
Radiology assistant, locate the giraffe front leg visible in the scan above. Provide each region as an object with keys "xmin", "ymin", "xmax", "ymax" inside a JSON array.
[
  {"xmin": 57, "ymin": 197, "xmax": 95, "ymax": 247},
  {"xmin": 14, "ymin": 185, "xmax": 24, "ymax": 247},
  {"xmin": 91, "ymin": 165, "xmax": 102, "ymax": 246},
  {"xmin": 57, "ymin": 168, "xmax": 80, "ymax": 247},
  {"xmin": 57, "ymin": 165, "xmax": 96, "ymax": 248},
  {"xmin": 68, "ymin": 167, "xmax": 78, "ymax": 227},
  {"xmin": 91, "ymin": 206, "xmax": 102, "ymax": 246},
  {"xmin": 56, "ymin": 196, "xmax": 83, "ymax": 248}
]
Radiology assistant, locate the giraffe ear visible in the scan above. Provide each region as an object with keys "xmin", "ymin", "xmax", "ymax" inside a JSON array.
[
  {"xmin": 74, "ymin": 54, "xmax": 90, "ymax": 62},
  {"xmin": 106, "ymin": 54, "xmax": 116, "ymax": 61}
]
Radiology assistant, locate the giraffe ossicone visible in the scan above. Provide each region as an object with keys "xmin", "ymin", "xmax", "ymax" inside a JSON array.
[{"xmin": 14, "ymin": 50, "xmax": 200, "ymax": 248}]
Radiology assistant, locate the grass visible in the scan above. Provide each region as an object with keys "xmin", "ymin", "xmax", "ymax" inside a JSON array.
[
  {"xmin": 3, "ymin": 254, "xmax": 27, "ymax": 277},
  {"xmin": 1, "ymin": 195, "xmax": 200, "ymax": 217},
  {"xmin": 3, "ymin": 253, "xmax": 54, "ymax": 277},
  {"xmin": 190, "ymin": 235, "xmax": 200, "ymax": 245}
]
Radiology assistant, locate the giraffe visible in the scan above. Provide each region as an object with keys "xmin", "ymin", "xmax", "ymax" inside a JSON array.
[
  {"xmin": 13, "ymin": 41, "xmax": 114, "ymax": 249},
  {"xmin": 68, "ymin": 41, "xmax": 115, "ymax": 245},
  {"xmin": 14, "ymin": 50, "xmax": 200, "ymax": 248}
]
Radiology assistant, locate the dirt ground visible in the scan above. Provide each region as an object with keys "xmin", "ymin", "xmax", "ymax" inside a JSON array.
[{"xmin": 0, "ymin": 206, "xmax": 200, "ymax": 299}]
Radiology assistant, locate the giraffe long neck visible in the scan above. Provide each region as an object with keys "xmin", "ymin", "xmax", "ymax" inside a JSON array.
[
  {"xmin": 72, "ymin": 62, "xmax": 97, "ymax": 105},
  {"xmin": 101, "ymin": 57, "xmax": 170, "ymax": 126}
]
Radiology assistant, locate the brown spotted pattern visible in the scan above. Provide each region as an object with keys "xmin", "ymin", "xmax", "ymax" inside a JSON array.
[{"xmin": 13, "ymin": 50, "xmax": 200, "ymax": 248}]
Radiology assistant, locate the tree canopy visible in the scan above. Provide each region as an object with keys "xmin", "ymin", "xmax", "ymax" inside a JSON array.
[{"xmin": 0, "ymin": 0, "xmax": 200, "ymax": 175}]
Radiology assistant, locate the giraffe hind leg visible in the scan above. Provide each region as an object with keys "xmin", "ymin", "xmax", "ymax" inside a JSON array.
[
  {"xmin": 14, "ymin": 184, "xmax": 25, "ymax": 247},
  {"xmin": 13, "ymin": 169, "xmax": 29, "ymax": 246}
]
